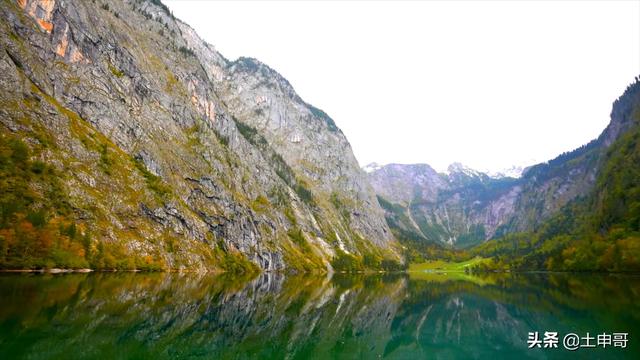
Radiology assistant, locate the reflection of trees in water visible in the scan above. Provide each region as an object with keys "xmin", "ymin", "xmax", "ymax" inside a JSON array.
[
  {"xmin": 389, "ymin": 273, "xmax": 640, "ymax": 358},
  {"xmin": 0, "ymin": 273, "xmax": 407, "ymax": 358},
  {"xmin": 0, "ymin": 273, "xmax": 638, "ymax": 358}
]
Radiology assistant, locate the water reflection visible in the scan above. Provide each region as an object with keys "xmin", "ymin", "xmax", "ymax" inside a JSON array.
[{"xmin": 0, "ymin": 272, "xmax": 638, "ymax": 359}]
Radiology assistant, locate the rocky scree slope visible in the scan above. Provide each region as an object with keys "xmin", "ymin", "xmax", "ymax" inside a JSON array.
[
  {"xmin": 369, "ymin": 79, "xmax": 639, "ymax": 249},
  {"xmin": 0, "ymin": 0, "xmax": 400, "ymax": 272}
]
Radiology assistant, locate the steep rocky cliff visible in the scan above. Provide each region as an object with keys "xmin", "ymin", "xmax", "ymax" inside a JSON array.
[
  {"xmin": 0, "ymin": 0, "xmax": 400, "ymax": 271},
  {"xmin": 369, "ymin": 79, "xmax": 639, "ymax": 249},
  {"xmin": 369, "ymin": 163, "xmax": 522, "ymax": 248}
]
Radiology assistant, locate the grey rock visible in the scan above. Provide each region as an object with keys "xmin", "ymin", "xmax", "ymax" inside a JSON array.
[{"xmin": 0, "ymin": 0, "xmax": 400, "ymax": 271}]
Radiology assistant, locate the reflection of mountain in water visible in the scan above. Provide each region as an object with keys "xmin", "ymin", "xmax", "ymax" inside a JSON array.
[
  {"xmin": 389, "ymin": 274, "xmax": 640, "ymax": 359},
  {"xmin": 0, "ymin": 273, "xmax": 638, "ymax": 359}
]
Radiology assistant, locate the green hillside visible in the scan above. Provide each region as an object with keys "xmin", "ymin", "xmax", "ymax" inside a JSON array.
[{"xmin": 470, "ymin": 79, "xmax": 640, "ymax": 272}]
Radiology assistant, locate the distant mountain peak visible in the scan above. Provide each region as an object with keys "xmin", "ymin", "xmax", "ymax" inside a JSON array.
[
  {"xmin": 484, "ymin": 165, "xmax": 525, "ymax": 179},
  {"xmin": 446, "ymin": 162, "xmax": 483, "ymax": 178},
  {"xmin": 363, "ymin": 162, "xmax": 383, "ymax": 173},
  {"xmin": 482, "ymin": 160, "xmax": 538, "ymax": 179}
]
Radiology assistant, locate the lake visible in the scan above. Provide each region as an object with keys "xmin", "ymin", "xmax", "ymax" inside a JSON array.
[{"xmin": 0, "ymin": 271, "xmax": 638, "ymax": 359}]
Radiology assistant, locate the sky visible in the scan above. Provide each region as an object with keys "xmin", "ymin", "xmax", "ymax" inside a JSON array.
[{"xmin": 165, "ymin": 0, "xmax": 640, "ymax": 172}]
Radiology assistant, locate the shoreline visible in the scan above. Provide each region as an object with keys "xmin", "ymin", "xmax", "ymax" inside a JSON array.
[
  {"xmin": 2, "ymin": 268, "xmax": 640, "ymax": 275},
  {"xmin": 0, "ymin": 268, "xmax": 226, "ymax": 274}
]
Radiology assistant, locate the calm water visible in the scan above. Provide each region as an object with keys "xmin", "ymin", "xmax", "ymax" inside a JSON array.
[{"xmin": 0, "ymin": 272, "xmax": 638, "ymax": 359}]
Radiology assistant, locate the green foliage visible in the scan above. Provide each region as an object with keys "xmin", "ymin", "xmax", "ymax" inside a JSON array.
[
  {"xmin": 295, "ymin": 183, "xmax": 314, "ymax": 205},
  {"xmin": 306, "ymin": 103, "xmax": 339, "ymax": 132},
  {"xmin": 98, "ymin": 143, "xmax": 112, "ymax": 175},
  {"xmin": 377, "ymin": 193, "xmax": 475, "ymax": 264},
  {"xmin": 90, "ymin": 241, "xmax": 166, "ymax": 271},
  {"xmin": 380, "ymin": 258, "xmax": 405, "ymax": 271},
  {"xmin": 593, "ymin": 122, "xmax": 640, "ymax": 233},
  {"xmin": 377, "ymin": 195, "xmax": 424, "ymax": 241},
  {"xmin": 330, "ymin": 192, "xmax": 351, "ymax": 220},
  {"xmin": 287, "ymin": 227, "xmax": 309, "ymax": 251},
  {"xmin": 283, "ymin": 207, "xmax": 297, "ymax": 226},
  {"xmin": 376, "ymin": 195, "xmax": 403, "ymax": 215},
  {"xmin": 212, "ymin": 128, "xmax": 229, "ymax": 147},
  {"xmin": 456, "ymin": 224, "xmax": 486, "ymax": 248},
  {"xmin": 0, "ymin": 133, "xmax": 87, "ymax": 269},
  {"xmin": 409, "ymin": 257, "xmax": 488, "ymax": 272},
  {"xmin": 331, "ymin": 250, "xmax": 363, "ymax": 272},
  {"xmin": 148, "ymin": 0, "xmax": 174, "ymax": 18},
  {"xmin": 332, "ymin": 247, "xmax": 405, "ymax": 272},
  {"xmin": 251, "ymin": 195, "xmax": 270, "ymax": 214},
  {"xmin": 26, "ymin": 211, "xmax": 46, "ymax": 229},
  {"xmin": 217, "ymin": 249, "xmax": 260, "ymax": 274},
  {"xmin": 30, "ymin": 160, "xmax": 46, "ymax": 174},
  {"xmin": 108, "ymin": 63, "xmax": 124, "ymax": 78},
  {"xmin": 237, "ymin": 119, "xmax": 266, "ymax": 147},
  {"xmin": 178, "ymin": 46, "xmax": 195, "ymax": 57},
  {"xmin": 61, "ymin": 223, "xmax": 77, "ymax": 240},
  {"xmin": 234, "ymin": 57, "xmax": 261, "ymax": 73},
  {"xmin": 361, "ymin": 252, "xmax": 404, "ymax": 271},
  {"xmin": 267, "ymin": 186, "xmax": 289, "ymax": 208},
  {"xmin": 133, "ymin": 157, "xmax": 171, "ymax": 200}
]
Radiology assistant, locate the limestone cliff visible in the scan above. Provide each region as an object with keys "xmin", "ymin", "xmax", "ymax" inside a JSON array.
[{"xmin": 0, "ymin": 0, "xmax": 400, "ymax": 271}]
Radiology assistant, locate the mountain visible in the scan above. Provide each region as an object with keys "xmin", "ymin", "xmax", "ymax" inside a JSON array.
[
  {"xmin": 368, "ymin": 78, "xmax": 640, "ymax": 255},
  {"xmin": 472, "ymin": 77, "xmax": 640, "ymax": 271},
  {"xmin": 363, "ymin": 162, "xmax": 383, "ymax": 173},
  {"xmin": 0, "ymin": 0, "xmax": 401, "ymax": 272},
  {"xmin": 369, "ymin": 162, "xmax": 521, "ymax": 249},
  {"xmin": 483, "ymin": 164, "xmax": 530, "ymax": 179}
]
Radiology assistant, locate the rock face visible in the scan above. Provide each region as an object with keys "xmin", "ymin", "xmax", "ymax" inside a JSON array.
[
  {"xmin": 369, "ymin": 163, "xmax": 524, "ymax": 247},
  {"xmin": 0, "ymin": 0, "xmax": 399, "ymax": 271},
  {"xmin": 368, "ymin": 81, "xmax": 639, "ymax": 248}
]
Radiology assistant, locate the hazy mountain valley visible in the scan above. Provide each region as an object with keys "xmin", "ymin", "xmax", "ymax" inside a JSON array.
[{"xmin": 369, "ymin": 79, "xmax": 640, "ymax": 271}]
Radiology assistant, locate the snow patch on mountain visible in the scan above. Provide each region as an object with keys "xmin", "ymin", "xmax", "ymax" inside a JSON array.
[
  {"xmin": 363, "ymin": 162, "xmax": 383, "ymax": 173},
  {"xmin": 446, "ymin": 162, "xmax": 484, "ymax": 178},
  {"xmin": 484, "ymin": 165, "xmax": 525, "ymax": 179},
  {"xmin": 482, "ymin": 160, "xmax": 539, "ymax": 179}
]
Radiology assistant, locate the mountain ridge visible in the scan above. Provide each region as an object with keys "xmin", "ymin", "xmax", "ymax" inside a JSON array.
[
  {"xmin": 368, "ymin": 77, "xmax": 639, "ymax": 253},
  {"xmin": 0, "ymin": 0, "xmax": 401, "ymax": 272},
  {"xmin": 471, "ymin": 77, "xmax": 640, "ymax": 271}
]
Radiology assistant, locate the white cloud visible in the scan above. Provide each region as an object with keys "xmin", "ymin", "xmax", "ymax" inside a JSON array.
[{"xmin": 165, "ymin": 0, "xmax": 640, "ymax": 172}]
